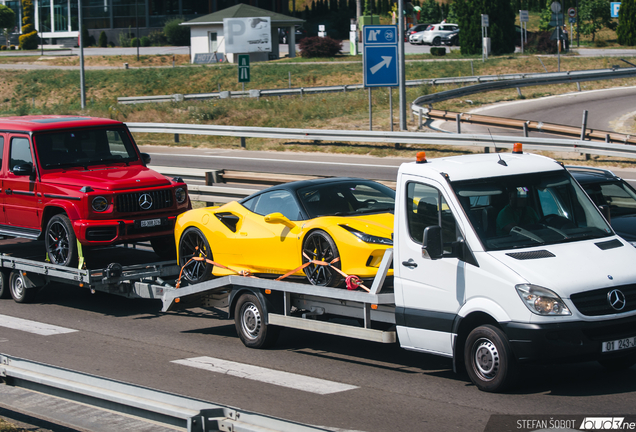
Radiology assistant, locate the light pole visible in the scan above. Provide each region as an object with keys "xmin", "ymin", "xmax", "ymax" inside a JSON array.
[
  {"xmin": 135, "ymin": 0, "xmax": 139, "ymax": 61},
  {"xmin": 78, "ymin": 0, "xmax": 86, "ymax": 109}
]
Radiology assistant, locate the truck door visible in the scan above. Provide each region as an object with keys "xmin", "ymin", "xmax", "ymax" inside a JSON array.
[
  {"xmin": 394, "ymin": 176, "xmax": 468, "ymax": 357},
  {"xmin": 4, "ymin": 135, "xmax": 41, "ymax": 230},
  {"xmin": 0, "ymin": 134, "xmax": 5, "ymax": 224}
]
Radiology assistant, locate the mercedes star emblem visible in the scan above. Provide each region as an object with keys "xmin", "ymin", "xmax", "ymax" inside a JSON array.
[
  {"xmin": 138, "ymin": 193, "xmax": 153, "ymax": 210},
  {"xmin": 607, "ymin": 289, "xmax": 626, "ymax": 311}
]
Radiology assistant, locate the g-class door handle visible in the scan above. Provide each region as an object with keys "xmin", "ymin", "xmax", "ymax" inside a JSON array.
[
  {"xmin": 5, "ymin": 189, "xmax": 11, "ymax": 195},
  {"xmin": 402, "ymin": 259, "xmax": 418, "ymax": 268}
]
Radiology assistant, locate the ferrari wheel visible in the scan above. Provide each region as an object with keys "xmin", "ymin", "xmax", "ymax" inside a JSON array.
[
  {"xmin": 302, "ymin": 230, "xmax": 343, "ymax": 287},
  {"xmin": 178, "ymin": 227, "xmax": 214, "ymax": 284}
]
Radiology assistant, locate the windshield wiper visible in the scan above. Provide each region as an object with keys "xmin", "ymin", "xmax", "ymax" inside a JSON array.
[{"xmin": 510, "ymin": 226, "xmax": 544, "ymax": 244}]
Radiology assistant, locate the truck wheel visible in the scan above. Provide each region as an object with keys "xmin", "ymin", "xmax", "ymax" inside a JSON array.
[
  {"xmin": 464, "ymin": 325, "xmax": 517, "ymax": 392},
  {"xmin": 45, "ymin": 214, "xmax": 78, "ymax": 267},
  {"xmin": 178, "ymin": 227, "xmax": 214, "ymax": 283},
  {"xmin": 151, "ymin": 236, "xmax": 177, "ymax": 260},
  {"xmin": 234, "ymin": 293, "xmax": 279, "ymax": 348},
  {"xmin": 598, "ymin": 355, "xmax": 636, "ymax": 371},
  {"xmin": 9, "ymin": 271, "xmax": 36, "ymax": 303},
  {"xmin": 302, "ymin": 230, "xmax": 343, "ymax": 287},
  {"xmin": 0, "ymin": 271, "xmax": 9, "ymax": 299}
]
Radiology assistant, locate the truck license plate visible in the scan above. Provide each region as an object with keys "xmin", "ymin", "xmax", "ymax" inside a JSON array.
[
  {"xmin": 602, "ymin": 336, "xmax": 636, "ymax": 352},
  {"xmin": 140, "ymin": 218, "xmax": 162, "ymax": 228}
]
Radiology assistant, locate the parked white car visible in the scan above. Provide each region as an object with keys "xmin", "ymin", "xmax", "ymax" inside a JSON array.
[{"xmin": 409, "ymin": 23, "xmax": 459, "ymax": 46}]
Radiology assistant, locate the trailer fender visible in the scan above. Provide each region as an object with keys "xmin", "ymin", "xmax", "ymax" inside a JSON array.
[{"xmin": 228, "ymin": 287, "xmax": 284, "ymax": 325}]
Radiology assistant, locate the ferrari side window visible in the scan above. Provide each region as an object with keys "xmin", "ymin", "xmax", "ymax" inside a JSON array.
[{"xmin": 252, "ymin": 190, "xmax": 302, "ymax": 221}]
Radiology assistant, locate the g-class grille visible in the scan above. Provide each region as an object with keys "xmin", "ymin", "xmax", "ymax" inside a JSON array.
[
  {"xmin": 570, "ymin": 284, "xmax": 636, "ymax": 316},
  {"xmin": 116, "ymin": 189, "xmax": 173, "ymax": 213}
]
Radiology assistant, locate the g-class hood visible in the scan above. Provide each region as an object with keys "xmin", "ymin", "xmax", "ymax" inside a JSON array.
[
  {"xmin": 42, "ymin": 165, "xmax": 171, "ymax": 191},
  {"xmin": 489, "ymin": 236, "xmax": 636, "ymax": 298}
]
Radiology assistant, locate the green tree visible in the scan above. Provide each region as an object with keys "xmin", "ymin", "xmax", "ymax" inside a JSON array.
[
  {"xmin": 163, "ymin": 17, "xmax": 190, "ymax": 46},
  {"xmin": 0, "ymin": 4, "xmax": 15, "ymax": 45},
  {"xmin": 419, "ymin": 0, "xmax": 442, "ymax": 23},
  {"xmin": 98, "ymin": 31, "xmax": 108, "ymax": 47},
  {"xmin": 617, "ymin": 0, "xmax": 636, "ymax": 45},
  {"xmin": 578, "ymin": 0, "xmax": 616, "ymax": 41},
  {"xmin": 455, "ymin": 0, "xmax": 516, "ymax": 54},
  {"xmin": 19, "ymin": 0, "xmax": 38, "ymax": 50}
]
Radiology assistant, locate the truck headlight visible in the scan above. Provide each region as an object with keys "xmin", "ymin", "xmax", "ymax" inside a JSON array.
[
  {"xmin": 92, "ymin": 196, "xmax": 108, "ymax": 212},
  {"xmin": 340, "ymin": 225, "xmax": 393, "ymax": 245},
  {"xmin": 516, "ymin": 284, "xmax": 571, "ymax": 316},
  {"xmin": 175, "ymin": 187, "xmax": 187, "ymax": 204}
]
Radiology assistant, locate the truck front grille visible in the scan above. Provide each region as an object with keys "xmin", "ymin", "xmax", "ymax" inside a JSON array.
[
  {"xmin": 116, "ymin": 189, "xmax": 173, "ymax": 213},
  {"xmin": 570, "ymin": 284, "xmax": 636, "ymax": 316}
]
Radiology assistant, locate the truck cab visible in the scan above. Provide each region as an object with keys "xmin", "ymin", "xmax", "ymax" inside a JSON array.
[{"xmin": 394, "ymin": 148, "xmax": 636, "ymax": 391}]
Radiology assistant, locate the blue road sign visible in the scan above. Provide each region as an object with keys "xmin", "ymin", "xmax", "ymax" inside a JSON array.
[
  {"xmin": 363, "ymin": 25, "xmax": 398, "ymax": 87},
  {"xmin": 611, "ymin": 2, "xmax": 621, "ymax": 17}
]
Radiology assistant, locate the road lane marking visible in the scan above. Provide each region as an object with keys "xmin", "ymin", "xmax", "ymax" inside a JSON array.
[
  {"xmin": 172, "ymin": 356, "xmax": 358, "ymax": 395},
  {"xmin": 0, "ymin": 314, "xmax": 78, "ymax": 336}
]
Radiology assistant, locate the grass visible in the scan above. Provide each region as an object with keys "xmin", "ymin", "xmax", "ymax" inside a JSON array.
[{"xmin": 0, "ymin": 419, "xmax": 26, "ymax": 432}]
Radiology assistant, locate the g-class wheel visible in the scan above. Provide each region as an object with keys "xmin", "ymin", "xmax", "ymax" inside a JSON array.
[{"xmin": 45, "ymin": 214, "xmax": 78, "ymax": 267}]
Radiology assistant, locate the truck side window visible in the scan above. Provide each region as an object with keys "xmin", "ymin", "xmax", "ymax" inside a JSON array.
[
  {"xmin": 10, "ymin": 137, "xmax": 33, "ymax": 171},
  {"xmin": 0, "ymin": 137, "xmax": 4, "ymax": 170},
  {"xmin": 407, "ymin": 182, "xmax": 458, "ymax": 252}
]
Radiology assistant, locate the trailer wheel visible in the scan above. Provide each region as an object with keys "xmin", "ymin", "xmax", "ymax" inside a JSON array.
[
  {"xmin": 178, "ymin": 227, "xmax": 214, "ymax": 284},
  {"xmin": 464, "ymin": 325, "xmax": 517, "ymax": 392},
  {"xmin": 9, "ymin": 271, "xmax": 36, "ymax": 303},
  {"xmin": 302, "ymin": 230, "xmax": 343, "ymax": 287},
  {"xmin": 0, "ymin": 271, "xmax": 9, "ymax": 299},
  {"xmin": 234, "ymin": 293, "xmax": 279, "ymax": 349},
  {"xmin": 45, "ymin": 214, "xmax": 78, "ymax": 267}
]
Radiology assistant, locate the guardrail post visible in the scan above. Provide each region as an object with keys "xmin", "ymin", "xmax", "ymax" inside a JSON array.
[
  {"xmin": 581, "ymin": 110, "xmax": 590, "ymax": 160},
  {"xmin": 300, "ymin": 88, "xmax": 304, "ymax": 98},
  {"xmin": 576, "ymin": 82, "xmax": 581, "ymax": 91},
  {"xmin": 174, "ymin": 134, "xmax": 179, "ymax": 143},
  {"xmin": 289, "ymin": 71, "xmax": 291, "ymax": 89},
  {"xmin": 606, "ymin": 134, "xmax": 610, "ymax": 143},
  {"xmin": 240, "ymin": 137, "xmax": 246, "ymax": 148},
  {"xmin": 523, "ymin": 122, "xmax": 529, "ymax": 137},
  {"xmin": 418, "ymin": 108, "xmax": 423, "ymax": 130},
  {"xmin": 456, "ymin": 113, "xmax": 461, "ymax": 134},
  {"xmin": 516, "ymin": 87, "xmax": 522, "ymax": 97}
]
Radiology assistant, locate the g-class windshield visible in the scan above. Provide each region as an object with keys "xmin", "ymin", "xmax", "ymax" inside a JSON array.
[
  {"xmin": 452, "ymin": 170, "xmax": 613, "ymax": 251},
  {"xmin": 34, "ymin": 128, "xmax": 138, "ymax": 169}
]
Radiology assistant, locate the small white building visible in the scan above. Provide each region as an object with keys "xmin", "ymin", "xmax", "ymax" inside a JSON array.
[{"xmin": 182, "ymin": 4, "xmax": 305, "ymax": 64}]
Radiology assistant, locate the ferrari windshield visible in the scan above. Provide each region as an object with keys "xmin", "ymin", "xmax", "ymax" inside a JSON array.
[
  {"xmin": 452, "ymin": 170, "xmax": 613, "ymax": 251},
  {"xmin": 34, "ymin": 128, "xmax": 138, "ymax": 169},
  {"xmin": 298, "ymin": 180, "xmax": 395, "ymax": 218}
]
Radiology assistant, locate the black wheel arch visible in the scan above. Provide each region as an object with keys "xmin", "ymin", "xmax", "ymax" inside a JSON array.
[
  {"xmin": 452, "ymin": 311, "xmax": 501, "ymax": 373},
  {"xmin": 39, "ymin": 206, "xmax": 71, "ymax": 240},
  {"xmin": 228, "ymin": 287, "xmax": 284, "ymax": 323}
]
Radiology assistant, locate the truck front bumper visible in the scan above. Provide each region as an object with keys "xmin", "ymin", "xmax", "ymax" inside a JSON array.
[{"xmin": 502, "ymin": 314, "xmax": 636, "ymax": 364}]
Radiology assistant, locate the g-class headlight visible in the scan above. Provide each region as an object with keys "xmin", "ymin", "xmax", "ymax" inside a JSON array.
[
  {"xmin": 340, "ymin": 225, "xmax": 393, "ymax": 245},
  {"xmin": 175, "ymin": 187, "xmax": 187, "ymax": 204},
  {"xmin": 516, "ymin": 284, "xmax": 571, "ymax": 316},
  {"xmin": 91, "ymin": 196, "xmax": 108, "ymax": 212}
]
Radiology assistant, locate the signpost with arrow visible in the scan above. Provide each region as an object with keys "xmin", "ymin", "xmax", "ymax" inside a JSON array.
[{"xmin": 363, "ymin": 25, "xmax": 398, "ymax": 130}]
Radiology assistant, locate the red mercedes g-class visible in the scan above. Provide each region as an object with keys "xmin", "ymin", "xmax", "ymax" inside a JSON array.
[{"xmin": 0, "ymin": 115, "xmax": 190, "ymax": 267}]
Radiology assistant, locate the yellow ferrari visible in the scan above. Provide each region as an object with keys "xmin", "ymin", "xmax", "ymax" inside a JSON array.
[{"xmin": 175, "ymin": 177, "xmax": 395, "ymax": 287}]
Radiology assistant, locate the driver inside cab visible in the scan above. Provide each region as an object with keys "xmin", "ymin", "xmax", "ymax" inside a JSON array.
[{"xmin": 496, "ymin": 187, "xmax": 540, "ymax": 234}]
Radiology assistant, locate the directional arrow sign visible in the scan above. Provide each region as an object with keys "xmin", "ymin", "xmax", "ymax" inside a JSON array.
[
  {"xmin": 363, "ymin": 25, "xmax": 398, "ymax": 87},
  {"xmin": 370, "ymin": 56, "xmax": 392, "ymax": 74}
]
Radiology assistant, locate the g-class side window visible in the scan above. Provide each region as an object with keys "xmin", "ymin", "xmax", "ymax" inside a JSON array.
[{"xmin": 10, "ymin": 137, "xmax": 32, "ymax": 172}]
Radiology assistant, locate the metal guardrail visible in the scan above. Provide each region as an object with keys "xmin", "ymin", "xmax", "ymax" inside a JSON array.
[
  {"xmin": 0, "ymin": 353, "xmax": 329, "ymax": 432},
  {"xmin": 119, "ymin": 66, "xmax": 636, "ymax": 105},
  {"xmin": 411, "ymin": 66, "xmax": 636, "ymax": 108}
]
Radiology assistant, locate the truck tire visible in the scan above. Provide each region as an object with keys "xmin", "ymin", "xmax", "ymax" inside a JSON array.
[
  {"xmin": 178, "ymin": 227, "xmax": 214, "ymax": 284},
  {"xmin": 151, "ymin": 236, "xmax": 177, "ymax": 260},
  {"xmin": 234, "ymin": 293, "xmax": 279, "ymax": 348},
  {"xmin": 9, "ymin": 271, "xmax": 36, "ymax": 303},
  {"xmin": 0, "ymin": 271, "xmax": 9, "ymax": 299},
  {"xmin": 464, "ymin": 325, "xmax": 517, "ymax": 392},
  {"xmin": 45, "ymin": 214, "xmax": 78, "ymax": 267},
  {"xmin": 302, "ymin": 230, "xmax": 343, "ymax": 287}
]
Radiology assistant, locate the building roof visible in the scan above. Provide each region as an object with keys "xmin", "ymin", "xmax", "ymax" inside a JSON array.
[{"xmin": 182, "ymin": 4, "xmax": 304, "ymax": 27}]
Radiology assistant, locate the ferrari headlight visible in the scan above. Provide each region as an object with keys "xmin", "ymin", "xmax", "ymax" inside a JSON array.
[
  {"xmin": 340, "ymin": 225, "xmax": 393, "ymax": 245},
  {"xmin": 515, "ymin": 284, "xmax": 571, "ymax": 316},
  {"xmin": 175, "ymin": 187, "xmax": 187, "ymax": 204},
  {"xmin": 91, "ymin": 196, "xmax": 108, "ymax": 212}
]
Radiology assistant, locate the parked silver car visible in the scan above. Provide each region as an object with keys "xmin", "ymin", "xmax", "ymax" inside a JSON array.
[{"xmin": 409, "ymin": 23, "xmax": 459, "ymax": 46}]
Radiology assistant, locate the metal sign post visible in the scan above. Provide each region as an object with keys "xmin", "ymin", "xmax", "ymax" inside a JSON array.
[
  {"xmin": 78, "ymin": 0, "xmax": 86, "ymax": 109},
  {"xmin": 519, "ymin": 10, "xmax": 529, "ymax": 54},
  {"xmin": 398, "ymin": 1, "xmax": 406, "ymax": 131},
  {"xmin": 363, "ymin": 25, "xmax": 398, "ymax": 131},
  {"xmin": 551, "ymin": 1, "xmax": 561, "ymax": 71},
  {"xmin": 481, "ymin": 14, "xmax": 489, "ymax": 62}
]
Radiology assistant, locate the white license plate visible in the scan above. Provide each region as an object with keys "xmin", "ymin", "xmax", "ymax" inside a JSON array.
[
  {"xmin": 140, "ymin": 218, "xmax": 161, "ymax": 228},
  {"xmin": 602, "ymin": 336, "xmax": 636, "ymax": 352}
]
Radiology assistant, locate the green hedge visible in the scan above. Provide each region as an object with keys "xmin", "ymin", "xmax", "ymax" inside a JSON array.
[{"xmin": 430, "ymin": 47, "xmax": 446, "ymax": 56}]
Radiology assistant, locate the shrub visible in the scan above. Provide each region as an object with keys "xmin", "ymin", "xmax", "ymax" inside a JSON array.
[
  {"xmin": 98, "ymin": 31, "xmax": 107, "ymax": 47},
  {"xmin": 430, "ymin": 47, "xmax": 446, "ymax": 56},
  {"xmin": 617, "ymin": 0, "xmax": 636, "ymax": 45},
  {"xmin": 130, "ymin": 37, "xmax": 139, "ymax": 47},
  {"xmin": 0, "ymin": 45, "xmax": 6, "ymax": 50},
  {"xmin": 9, "ymin": 44, "xmax": 15, "ymax": 50},
  {"xmin": 22, "ymin": 23, "xmax": 34, "ymax": 34},
  {"xmin": 299, "ymin": 36, "xmax": 341, "ymax": 58},
  {"xmin": 118, "ymin": 31, "xmax": 131, "ymax": 47},
  {"xmin": 164, "ymin": 17, "xmax": 190, "ymax": 46},
  {"xmin": 140, "ymin": 36, "xmax": 150, "ymax": 47},
  {"xmin": 18, "ymin": 32, "xmax": 37, "ymax": 50},
  {"xmin": 525, "ymin": 31, "xmax": 557, "ymax": 54},
  {"xmin": 148, "ymin": 30, "xmax": 167, "ymax": 46}
]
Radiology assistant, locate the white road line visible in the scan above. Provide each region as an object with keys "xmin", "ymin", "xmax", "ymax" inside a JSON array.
[
  {"xmin": 172, "ymin": 356, "xmax": 358, "ymax": 395},
  {"xmin": 0, "ymin": 314, "xmax": 78, "ymax": 336},
  {"xmin": 149, "ymin": 153, "xmax": 402, "ymax": 169}
]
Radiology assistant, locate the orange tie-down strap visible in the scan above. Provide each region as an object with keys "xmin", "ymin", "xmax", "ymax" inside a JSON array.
[{"xmin": 176, "ymin": 248, "xmax": 369, "ymax": 292}]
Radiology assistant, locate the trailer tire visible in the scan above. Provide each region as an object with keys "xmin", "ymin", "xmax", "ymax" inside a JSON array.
[
  {"xmin": 178, "ymin": 227, "xmax": 214, "ymax": 284},
  {"xmin": 0, "ymin": 271, "xmax": 9, "ymax": 299},
  {"xmin": 302, "ymin": 230, "xmax": 343, "ymax": 287},
  {"xmin": 45, "ymin": 214, "xmax": 78, "ymax": 267},
  {"xmin": 235, "ymin": 293, "xmax": 279, "ymax": 349},
  {"xmin": 9, "ymin": 271, "xmax": 36, "ymax": 303},
  {"xmin": 465, "ymin": 325, "xmax": 517, "ymax": 392}
]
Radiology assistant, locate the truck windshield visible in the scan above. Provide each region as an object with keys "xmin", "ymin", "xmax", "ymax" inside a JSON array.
[
  {"xmin": 34, "ymin": 128, "xmax": 138, "ymax": 170},
  {"xmin": 451, "ymin": 170, "xmax": 613, "ymax": 251}
]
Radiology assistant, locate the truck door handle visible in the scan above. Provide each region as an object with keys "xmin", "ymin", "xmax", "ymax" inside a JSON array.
[{"xmin": 402, "ymin": 259, "xmax": 418, "ymax": 268}]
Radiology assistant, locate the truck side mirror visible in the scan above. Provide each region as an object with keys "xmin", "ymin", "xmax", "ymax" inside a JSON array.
[{"xmin": 422, "ymin": 225, "xmax": 443, "ymax": 260}]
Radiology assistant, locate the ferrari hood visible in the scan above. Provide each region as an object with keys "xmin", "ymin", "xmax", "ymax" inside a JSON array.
[
  {"xmin": 330, "ymin": 213, "xmax": 394, "ymax": 237},
  {"xmin": 488, "ymin": 236, "xmax": 636, "ymax": 298},
  {"xmin": 41, "ymin": 165, "xmax": 171, "ymax": 191}
]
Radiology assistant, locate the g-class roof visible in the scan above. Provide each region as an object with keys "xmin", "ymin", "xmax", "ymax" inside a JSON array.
[{"xmin": 0, "ymin": 116, "xmax": 123, "ymax": 133}]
